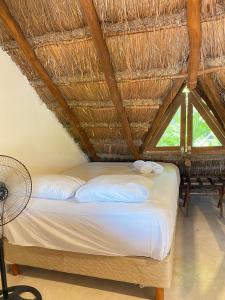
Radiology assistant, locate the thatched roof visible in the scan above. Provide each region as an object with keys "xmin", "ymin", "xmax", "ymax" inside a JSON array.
[{"xmin": 1, "ymin": 0, "xmax": 225, "ymax": 162}]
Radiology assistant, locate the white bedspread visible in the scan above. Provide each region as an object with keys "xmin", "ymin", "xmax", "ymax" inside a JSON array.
[{"xmin": 4, "ymin": 162, "xmax": 180, "ymax": 261}]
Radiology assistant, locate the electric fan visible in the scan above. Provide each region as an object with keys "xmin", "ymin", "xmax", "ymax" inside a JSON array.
[{"xmin": 0, "ymin": 155, "xmax": 42, "ymax": 300}]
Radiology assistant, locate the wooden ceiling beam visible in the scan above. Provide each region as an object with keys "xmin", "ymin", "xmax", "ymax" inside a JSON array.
[
  {"xmin": 187, "ymin": 0, "xmax": 201, "ymax": 90},
  {"xmin": 140, "ymin": 77, "xmax": 185, "ymax": 153},
  {"xmin": 199, "ymin": 75, "xmax": 225, "ymax": 128},
  {"xmin": 0, "ymin": 0, "xmax": 99, "ymax": 161},
  {"xmin": 79, "ymin": 0, "xmax": 140, "ymax": 160}
]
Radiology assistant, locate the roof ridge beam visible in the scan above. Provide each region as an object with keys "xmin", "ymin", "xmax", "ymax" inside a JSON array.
[
  {"xmin": 79, "ymin": 0, "xmax": 140, "ymax": 160},
  {"xmin": 0, "ymin": 0, "xmax": 99, "ymax": 161},
  {"xmin": 187, "ymin": 0, "xmax": 201, "ymax": 89}
]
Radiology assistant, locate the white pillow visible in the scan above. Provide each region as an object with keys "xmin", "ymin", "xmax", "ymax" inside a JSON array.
[
  {"xmin": 32, "ymin": 175, "xmax": 86, "ymax": 200},
  {"xmin": 75, "ymin": 175, "xmax": 151, "ymax": 203}
]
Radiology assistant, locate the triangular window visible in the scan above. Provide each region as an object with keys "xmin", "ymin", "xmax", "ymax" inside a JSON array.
[
  {"xmin": 149, "ymin": 87, "xmax": 225, "ymax": 153},
  {"xmin": 157, "ymin": 107, "xmax": 181, "ymax": 147},
  {"xmin": 192, "ymin": 107, "xmax": 222, "ymax": 147}
]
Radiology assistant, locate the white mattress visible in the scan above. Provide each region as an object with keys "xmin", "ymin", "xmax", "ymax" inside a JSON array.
[{"xmin": 4, "ymin": 162, "xmax": 180, "ymax": 261}]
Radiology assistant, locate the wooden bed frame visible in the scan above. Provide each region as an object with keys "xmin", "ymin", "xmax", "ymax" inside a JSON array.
[{"xmin": 4, "ymin": 236, "xmax": 176, "ymax": 300}]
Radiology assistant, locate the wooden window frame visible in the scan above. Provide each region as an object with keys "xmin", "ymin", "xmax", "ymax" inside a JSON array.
[{"xmin": 146, "ymin": 89, "xmax": 225, "ymax": 155}]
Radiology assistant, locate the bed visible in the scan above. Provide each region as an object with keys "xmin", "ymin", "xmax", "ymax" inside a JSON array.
[{"xmin": 4, "ymin": 162, "xmax": 180, "ymax": 300}]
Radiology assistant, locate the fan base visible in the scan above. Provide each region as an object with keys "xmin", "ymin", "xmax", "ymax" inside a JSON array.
[{"xmin": 0, "ymin": 285, "xmax": 42, "ymax": 300}]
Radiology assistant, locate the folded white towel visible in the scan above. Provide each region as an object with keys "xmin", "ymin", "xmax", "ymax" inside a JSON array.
[
  {"xmin": 151, "ymin": 162, "xmax": 164, "ymax": 174},
  {"xmin": 133, "ymin": 161, "xmax": 164, "ymax": 175},
  {"xmin": 140, "ymin": 162, "xmax": 153, "ymax": 175},
  {"xmin": 133, "ymin": 160, "xmax": 145, "ymax": 171}
]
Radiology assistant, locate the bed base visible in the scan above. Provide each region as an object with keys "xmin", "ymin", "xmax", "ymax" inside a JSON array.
[
  {"xmin": 4, "ymin": 239, "xmax": 174, "ymax": 300},
  {"xmin": 9, "ymin": 264, "xmax": 164, "ymax": 300}
]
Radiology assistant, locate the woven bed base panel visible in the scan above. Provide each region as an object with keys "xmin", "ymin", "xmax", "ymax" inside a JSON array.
[{"xmin": 4, "ymin": 239, "xmax": 174, "ymax": 288}]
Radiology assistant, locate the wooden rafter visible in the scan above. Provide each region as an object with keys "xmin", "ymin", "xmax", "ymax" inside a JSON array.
[
  {"xmin": 190, "ymin": 91, "xmax": 225, "ymax": 144},
  {"xmin": 79, "ymin": 0, "xmax": 140, "ymax": 160},
  {"xmin": 187, "ymin": 0, "xmax": 201, "ymax": 89},
  {"xmin": 149, "ymin": 93, "xmax": 183, "ymax": 147},
  {"xmin": 199, "ymin": 75, "xmax": 225, "ymax": 128},
  {"xmin": 195, "ymin": 84, "xmax": 224, "ymax": 129},
  {"xmin": 140, "ymin": 78, "xmax": 185, "ymax": 153},
  {"xmin": 0, "ymin": 0, "xmax": 99, "ymax": 161}
]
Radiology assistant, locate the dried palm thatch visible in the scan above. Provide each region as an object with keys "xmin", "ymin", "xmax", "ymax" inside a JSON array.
[{"xmin": 1, "ymin": 0, "xmax": 225, "ymax": 167}]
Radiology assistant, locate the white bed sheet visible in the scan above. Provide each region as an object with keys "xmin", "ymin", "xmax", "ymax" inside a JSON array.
[{"xmin": 4, "ymin": 162, "xmax": 180, "ymax": 261}]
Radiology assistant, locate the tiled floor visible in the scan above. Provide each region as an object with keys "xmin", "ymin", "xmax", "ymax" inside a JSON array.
[{"xmin": 4, "ymin": 195, "xmax": 225, "ymax": 300}]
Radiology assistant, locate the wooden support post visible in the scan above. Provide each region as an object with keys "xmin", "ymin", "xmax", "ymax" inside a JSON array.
[
  {"xmin": 187, "ymin": 0, "xmax": 201, "ymax": 89},
  {"xmin": 11, "ymin": 264, "xmax": 20, "ymax": 276},
  {"xmin": 79, "ymin": 0, "xmax": 140, "ymax": 160},
  {"xmin": 180, "ymin": 93, "xmax": 187, "ymax": 151},
  {"xmin": 187, "ymin": 97, "xmax": 193, "ymax": 153},
  {"xmin": 0, "ymin": 0, "xmax": 99, "ymax": 161},
  {"xmin": 155, "ymin": 288, "xmax": 164, "ymax": 300}
]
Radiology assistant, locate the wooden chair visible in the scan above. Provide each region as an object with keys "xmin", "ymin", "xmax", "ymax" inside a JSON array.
[{"xmin": 180, "ymin": 159, "xmax": 224, "ymax": 217}]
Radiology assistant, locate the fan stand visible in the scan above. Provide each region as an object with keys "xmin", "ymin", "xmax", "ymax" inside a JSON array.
[{"xmin": 0, "ymin": 239, "xmax": 42, "ymax": 300}]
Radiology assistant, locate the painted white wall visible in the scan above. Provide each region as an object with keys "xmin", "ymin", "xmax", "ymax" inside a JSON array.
[{"xmin": 0, "ymin": 49, "xmax": 88, "ymax": 175}]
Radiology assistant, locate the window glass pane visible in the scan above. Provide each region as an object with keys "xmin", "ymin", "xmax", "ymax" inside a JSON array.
[
  {"xmin": 157, "ymin": 107, "xmax": 181, "ymax": 147},
  {"xmin": 192, "ymin": 107, "xmax": 221, "ymax": 147}
]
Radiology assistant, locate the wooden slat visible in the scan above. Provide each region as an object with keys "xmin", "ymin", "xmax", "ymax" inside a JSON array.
[
  {"xmin": 180, "ymin": 93, "xmax": 187, "ymax": 151},
  {"xmin": 191, "ymin": 146, "xmax": 225, "ymax": 154},
  {"xmin": 187, "ymin": 98, "xmax": 193, "ymax": 152},
  {"xmin": 199, "ymin": 75, "xmax": 225, "ymax": 128},
  {"xmin": 150, "ymin": 93, "xmax": 183, "ymax": 146},
  {"xmin": 197, "ymin": 177, "xmax": 203, "ymax": 186},
  {"xmin": 141, "ymin": 78, "xmax": 185, "ymax": 152},
  {"xmin": 79, "ymin": 0, "xmax": 140, "ymax": 160},
  {"xmin": 0, "ymin": 0, "xmax": 99, "ymax": 161},
  {"xmin": 190, "ymin": 91, "xmax": 225, "ymax": 144},
  {"xmin": 187, "ymin": 0, "xmax": 201, "ymax": 89}
]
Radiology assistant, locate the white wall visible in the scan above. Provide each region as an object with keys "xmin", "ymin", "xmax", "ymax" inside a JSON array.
[{"xmin": 0, "ymin": 49, "xmax": 87, "ymax": 175}]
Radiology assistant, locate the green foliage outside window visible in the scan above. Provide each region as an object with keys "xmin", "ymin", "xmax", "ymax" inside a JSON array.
[
  {"xmin": 157, "ymin": 108, "xmax": 181, "ymax": 147},
  {"xmin": 192, "ymin": 107, "xmax": 221, "ymax": 147},
  {"xmin": 156, "ymin": 105, "xmax": 221, "ymax": 148}
]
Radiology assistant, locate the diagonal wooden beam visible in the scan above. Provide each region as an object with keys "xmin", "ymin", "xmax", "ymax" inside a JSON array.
[
  {"xmin": 149, "ymin": 93, "xmax": 183, "ymax": 147},
  {"xmin": 79, "ymin": 0, "xmax": 140, "ymax": 160},
  {"xmin": 140, "ymin": 78, "xmax": 185, "ymax": 153},
  {"xmin": 199, "ymin": 75, "xmax": 225, "ymax": 128},
  {"xmin": 0, "ymin": 0, "xmax": 99, "ymax": 161},
  {"xmin": 187, "ymin": 0, "xmax": 201, "ymax": 89},
  {"xmin": 195, "ymin": 84, "xmax": 224, "ymax": 129},
  {"xmin": 191, "ymin": 91, "xmax": 225, "ymax": 144}
]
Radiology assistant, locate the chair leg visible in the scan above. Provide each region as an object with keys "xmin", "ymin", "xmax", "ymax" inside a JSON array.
[
  {"xmin": 185, "ymin": 186, "xmax": 190, "ymax": 217},
  {"xmin": 218, "ymin": 186, "xmax": 224, "ymax": 218},
  {"xmin": 11, "ymin": 264, "xmax": 20, "ymax": 276},
  {"xmin": 155, "ymin": 288, "xmax": 164, "ymax": 300}
]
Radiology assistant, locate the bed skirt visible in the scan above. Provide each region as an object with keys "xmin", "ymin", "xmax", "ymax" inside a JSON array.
[{"xmin": 4, "ymin": 237, "xmax": 175, "ymax": 288}]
